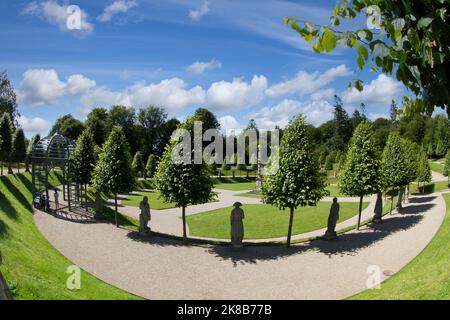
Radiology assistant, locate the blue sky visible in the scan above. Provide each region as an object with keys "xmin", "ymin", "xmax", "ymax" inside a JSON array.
[{"xmin": 0, "ymin": 0, "xmax": 407, "ymax": 137}]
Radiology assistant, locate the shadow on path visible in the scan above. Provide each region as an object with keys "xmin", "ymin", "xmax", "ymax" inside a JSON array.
[
  {"xmin": 208, "ymin": 210, "xmax": 425, "ymax": 266},
  {"xmin": 126, "ymin": 232, "xmax": 184, "ymax": 248}
]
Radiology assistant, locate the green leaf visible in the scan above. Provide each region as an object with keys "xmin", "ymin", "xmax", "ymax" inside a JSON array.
[
  {"xmin": 417, "ymin": 17, "xmax": 433, "ymax": 29},
  {"xmin": 357, "ymin": 44, "xmax": 368, "ymax": 69},
  {"xmin": 321, "ymin": 28, "xmax": 338, "ymax": 53},
  {"xmin": 355, "ymin": 79, "xmax": 364, "ymax": 92}
]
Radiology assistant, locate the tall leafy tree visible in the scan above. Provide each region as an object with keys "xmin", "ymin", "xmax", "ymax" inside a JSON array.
[
  {"xmin": 444, "ymin": 151, "xmax": 450, "ymax": 183},
  {"xmin": 69, "ymin": 130, "xmax": 96, "ymax": 203},
  {"xmin": 85, "ymin": 108, "xmax": 108, "ymax": 146},
  {"xmin": 390, "ymin": 100, "xmax": 399, "ymax": 126},
  {"xmin": 25, "ymin": 134, "xmax": 40, "ymax": 172},
  {"xmin": 416, "ymin": 150, "xmax": 432, "ymax": 190},
  {"xmin": 12, "ymin": 128, "xmax": 26, "ymax": 173},
  {"xmin": 330, "ymin": 96, "xmax": 352, "ymax": 151},
  {"xmin": 158, "ymin": 118, "xmax": 181, "ymax": 157},
  {"xmin": 106, "ymin": 105, "xmax": 142, "ymax": 156},
  {"xmin": 0, "ymin": 113, "xmax": 13, "ymax": 175},
  {"xmin": 434, "ymin": 115, "xmax": 450, "ymax": 157},
  {"xmin": 0, "ymin": 71, "xmax": 19, "ymax": 124},
  {"xmin": 340, "ymin": 121, "xmax": 380, "ymax": 229},
  {"xmin": 155, "ymin": 120, "xmax": 215, "ymax": 244},
  {"xmin": 138, "ymin": 106, "xmax": 168, "ymax": 158},
  {"xmin": 92, "ymin": 127, "xmax": 135, "ymax": 226},
  {"xmin": 381, "ymin": 132, "xmax": 409, "ymax": 210},
  {"xmin": 145, "ymin": 154, "xmax": 157, "ymax": 179},
  {"xmin": 51, "ymin": 114, "xmax": 86, "ymax": 140},
  {"xmin": 132, "ymin": 151, "xmax": 145, "ymax": 178},
  {"xmin": 262, "ymin": 115, "xmax": 328, "ymax": 247},
  {"xmin": 286, "ymin": 1, "xmax": 450, "ymax": 116}
]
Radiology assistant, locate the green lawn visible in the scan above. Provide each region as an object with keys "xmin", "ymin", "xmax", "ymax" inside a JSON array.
[
  {"xmin": 0, "ymin": 173, "xmax": 140, "ymax": 300},
  {"xmin": 351, "ymin": 193, "xmax": 450, "ymax": 300},
  {"xmin": 186, "ymin": 201, "xmax": 368, "ymax": 240},
  {"xmin": 121, "ymin": 191, "xmax": 176, "ymax": 210},
  {"xmin": 236, "ymin": 185, "xmax": 349, "ymax": 198},
  {"xmin": 429, "ymin": 160, "xmax": 445, "ymax": 175},
  {"xmin": 411, "ymin": 181, "xmax": 450, "ymax": 194},
  {"xmin": 212, "ymin": 177, "xmax": 256, "ymax": 191}
]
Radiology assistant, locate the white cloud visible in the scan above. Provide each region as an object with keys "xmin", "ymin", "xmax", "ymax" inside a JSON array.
[
  {"xmin": 189, "ymin": 1, "xmax": 210, "ymax": 21},
  {"xmin": 22, "ymin": 1, "xmax": 93, "ymax": 35},
  {"xmin": 311, "ymin": 88, "xmax": 335, "ymax": 101},
  {"xmin": 98, "ymin": 0, "xmax": 138, "ymax": 22},
  {"xmin": 127, "ymin": 78, "xmax": 205, "ymax": 111},
  {"xmin": 219, "ymin": 115, "xmax": 244, "ymax": 133},
  {"xmin": 66, "ymin": 74, "xmax": 97, "ymax": 95},
  {"xmin": 343, "ymin": 74, "xmax": 403, "ymax": 106},
  {"xmin": 266, "ymin": 64, "xmax": 351, "ymax": 98},
  {"xmin": 18, "ymin": 69, "xmax": 96, "ymax": 106},
  {"xmin": 187, "ymin": 59, "xmax": 222, "ymax": 75},
  {"xmin": 18, "ymin": 69, "xmax": 67, "ymax": 105},
  {"xmin": 18, "ymin": 116, "xmax": 51, "ymax": 136},
  {"xmin": 79, "ymin": 78, "xmax": 205, "ymax": 115},
  {"xmin": 206, "ymin": 75, "xmax": 268, "ymax": 111},
  {"xmin": 250, "ymin": 99, "xmax": 334, "ymax": 129}
]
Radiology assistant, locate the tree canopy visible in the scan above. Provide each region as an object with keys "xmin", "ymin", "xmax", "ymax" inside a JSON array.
[
  {"xmin": 286, "ymin": 0, "xmax": 450, "ymax": 116},
  {"xmin": 0, "ymin": 71, "xmax": 19, "ymax": 123}
]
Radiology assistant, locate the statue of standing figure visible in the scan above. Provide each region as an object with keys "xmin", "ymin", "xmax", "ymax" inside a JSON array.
[
  {"xmin": 372, "ymin": 191, "xmax": 383, "ymax": 223},
  {"xmin": 139, "ymin": 196, "xmax": 151, "ymax": 235},
  {"xmin": 230, "ymin": 202, "xmax": 245, "ymax": 248},
  {"xmin": 324, "ymin": 198, "xmax": 340, "ymax": 240}
]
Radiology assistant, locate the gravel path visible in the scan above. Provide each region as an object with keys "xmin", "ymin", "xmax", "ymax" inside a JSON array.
[
  {"xmin": 105, "ymin": 189, "xmax": 375, "ymax": 242},
  {"xmin": 432, "ymin": 170, "xmax": 447, "ymax": 182},
  {"xmin": 33, "ymin": 192, "xmax": 446, "ymax": 300}
]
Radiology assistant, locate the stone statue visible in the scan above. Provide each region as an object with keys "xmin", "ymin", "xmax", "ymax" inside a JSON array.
[
  {"xmin": 324, "ymin": 198, "xmax": 339, "ymax": 240},
  {"xmin": 372, "ymin": 191, "xmax": 383, "ymax": 223},
  {"xmin": 139, "ymin": 196, "xmax": 151, "ymax": 235},
  {"xmin": 94, "ymin": 193, "xmax": 104, "ymax": 220},
  {"xmin": 230, "ymin": 202, "xmax": 245, "ymax": 248}
]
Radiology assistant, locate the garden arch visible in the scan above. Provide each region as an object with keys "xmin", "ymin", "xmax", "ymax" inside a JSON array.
[{"xmin": 31, "ymin": 131, "xmax": 77, "ymax": 212}]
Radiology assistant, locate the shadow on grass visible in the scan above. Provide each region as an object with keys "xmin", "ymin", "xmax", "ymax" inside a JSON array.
[
  {"xmin": 0, "ymin": 218, "xmax": 9, "ymax": 239},
  {"xmin": 0, "ymin": 176, "xmax": 31, "ymax": 213},
  {"xmin": 0, "ymin": 191, "xmax": 19, "ymax": 220}
]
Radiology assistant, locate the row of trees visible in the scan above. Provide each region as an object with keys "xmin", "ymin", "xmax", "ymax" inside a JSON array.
[{"xmin": 0, "ymin": 113, "xmax": 28, "ymax": 175}]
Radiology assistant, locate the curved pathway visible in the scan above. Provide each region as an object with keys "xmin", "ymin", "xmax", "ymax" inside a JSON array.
[
  {"xmin": 33, "ymin": 192, "xmax": 446, "ymax": 300},
  {"xmin": 105, "ymin": 189, "xmax": 375, "ymax": 242}
]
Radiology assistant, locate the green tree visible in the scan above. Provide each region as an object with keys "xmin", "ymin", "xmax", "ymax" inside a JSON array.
[
  {"xmin": 51, "ymin": 114, "xmax": 86, "ymax": 140},
  {"xmin": 0, "ymin": 113, "xmax": 13, "ymax": 175},
  {"xmin": 92, "ymin": 127, "xmax": 135, "ymax": 226},
  {"xmin": 330, "ymin": 96, "xmax": 352, "ymax": 151},
  {"xmin": 416, "ymin": 150, "xmax": 432, "ymax": 191},
  {"xmin": 145, "ymin": 154, "xmax": 157, "ymax": 179},
  {"xmin": 69, "ymin": 130, "xmax": 96, "ymax": 203},
  {"xmin": 106, "ymin": 106, "xmax": 142, "ymax": 156},
  {"xmin": 324, "ymin": 154, "xmax": 334, "ymax": 171},
  {"xmin": 155, "ymin": 120, "xmax": 214, "ymax": 243},
  {"xmin": 286, "ymin": 1, "xmax": 450, "ymax": 116},
  {"xmin": 340, "ymin": 121, "xmax": 380, "ymax": 229},
  {"xmin": 132, "ymin": 151, "xmax": 145, "ymax": 178},
  {"xmin": 262, "ymin": 115, "xmax": 328, "ymax": 247},
  {"xmin": 25, "ymin": 134, "xmax": 40, "ymax": 172},
  {"xmin": 443, "ymin": 151, "xmax": 450, "ymax": 182},
  {"xmin": 138, "ymin": 106, "xmax": 168, "ymax": 158},
  {"xmin": 381, "ymin": 132, "xmax": 409, "ymax": 211},
  {"xmin": 0, "ymin": 71, "xmax": 19, "ymax": 123},
  {"xmin": 12, "ymin": 128, "xmax": 26, "ymax": 173},
  {"xmin": 434, "ymin": 115, "xmax": 450, "ymax": 157},
  {"xmin": 85, "ymin": 108, "xmax": 108, "ymax": 146}
]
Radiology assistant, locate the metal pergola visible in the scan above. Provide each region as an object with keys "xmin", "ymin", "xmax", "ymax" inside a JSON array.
[{"xmin": 31, "ymin": 132, "xmax": 77, "ymax": 212}]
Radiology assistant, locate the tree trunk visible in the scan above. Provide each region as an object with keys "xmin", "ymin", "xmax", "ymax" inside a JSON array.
[
  {"xmin": 396, "ymin": 188, "xmax": 403, "ymax": 210},
  {"xmin": 357, "ymin": 195, "xmax": 363, "ymax": 230},
  {"xmin": 287, "ymin": 207, "xmax": 294, "ymax": 247},
  {"xmin": 114, "ymin": 194, "xmax": 119, "ymax": 227},
  {"xmin": 17, "ymin": 162, "xmax": 20, "ymax": 174},
  {"xmin": 390, "ymin": 195, "xmax": 394, "ymax": 214},
  {"xmin": 25, "ymin": 160, "xmax": 30, "ymax": 173},
  {"xmin": 182, "ymin": 206, "xmax": 187, "ymax": 244},
  {"xmin": 1, "ymin": 162, "xmax": 3, "ymax": 175},
  {"xmin": 7, "ymin": 161, "xmax": 13, "ymax": 174}
]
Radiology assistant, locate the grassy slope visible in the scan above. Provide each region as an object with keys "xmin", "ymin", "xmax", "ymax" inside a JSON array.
[
  {"xmin": 186, "ymin": 202, "xmax": 368, "ymax": 240},
  {"xmin": 351, "ymin": 193, "xmax": 450, "ymax": 300},
  {"xmin": 0, "ymin": 173, "xmax": 139, "ymax": 300},
  {"xmin": 429, "ymin": 160, "xmax": 445, "ymax": 175}
]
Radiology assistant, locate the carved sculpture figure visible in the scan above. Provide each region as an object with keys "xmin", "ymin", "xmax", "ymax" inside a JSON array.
[
  {"xmin": 230, "ymin": 202, "xmax": 245, "ymax": 248},
  {"xmin": 372, "ymin": 191, "xmax": 383, "ymax": 223},
  {"xmin": 324, "ymin": 197, "xmax": 340, "ymax": 240},
  {"xmin": 139, "ymin": 196, "xmax": 151, "ymax": 235}
]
